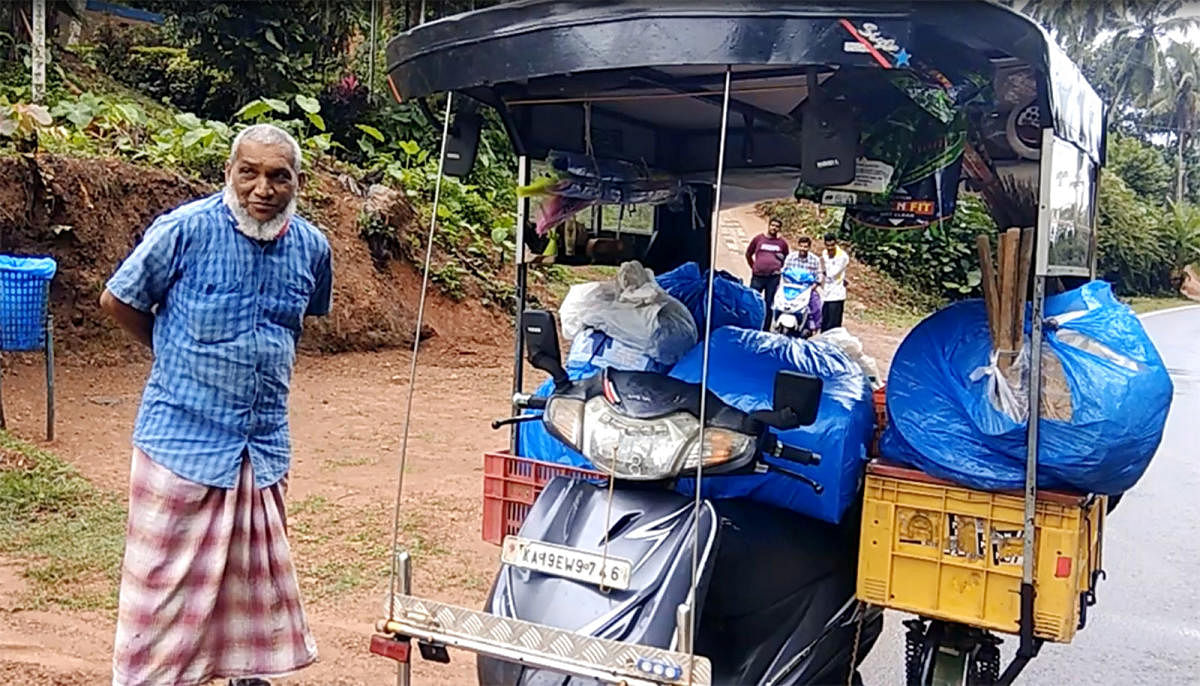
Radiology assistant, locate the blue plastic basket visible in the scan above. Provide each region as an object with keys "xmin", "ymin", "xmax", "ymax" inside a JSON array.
[{"xmin": 0, "ymin": 255, "xmax": 57, "ymax": 352}]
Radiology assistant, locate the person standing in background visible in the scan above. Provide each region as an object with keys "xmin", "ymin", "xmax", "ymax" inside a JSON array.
[
  {"xmin": 821, "ymin": 232, "xmax": 849, "ymax": 331},
  {"xmin": 745, "ymin": 217, "xmax": 789, "ymax": 330}
]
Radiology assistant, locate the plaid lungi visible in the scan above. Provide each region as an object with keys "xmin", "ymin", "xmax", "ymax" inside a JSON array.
[{"xmin": 112, "ymin": 448, "xmax": 317, "ymax": 686}]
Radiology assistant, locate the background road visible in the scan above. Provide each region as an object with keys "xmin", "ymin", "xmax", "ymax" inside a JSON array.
[{"xmin": 860, "ymin": 305, "xmax": 1200, "ymax": 685}]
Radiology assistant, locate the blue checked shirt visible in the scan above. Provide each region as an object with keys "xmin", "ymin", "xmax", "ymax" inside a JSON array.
[{"xmin": 106, "ymin": 193, "xmax": 332, "ymax": 488}]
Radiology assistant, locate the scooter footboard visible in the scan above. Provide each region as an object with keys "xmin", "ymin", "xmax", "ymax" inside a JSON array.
[{"xmin": 379, "ymin": 592, "xmax": 712, "ymax": 685}]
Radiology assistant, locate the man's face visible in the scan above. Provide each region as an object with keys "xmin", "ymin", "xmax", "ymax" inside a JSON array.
[
  {"xmin": 797, "ymin": 240, "xmax": 810, "ymax": 257},
  {"xmin": 826, "ymin": 238, "xmax": 839, "ymax": 253},
  {"xmin": 768, "ymin": 220, "xmax": 782, "ymax": 237},
  {"xmin": 226, "ymin": 139, "xmax": 303, "ymax": 222}
]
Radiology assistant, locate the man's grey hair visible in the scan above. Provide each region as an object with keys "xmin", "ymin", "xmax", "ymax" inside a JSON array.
[{"xmin": 228, "ymin": 124, "xmax": 302, "ymax": 174}]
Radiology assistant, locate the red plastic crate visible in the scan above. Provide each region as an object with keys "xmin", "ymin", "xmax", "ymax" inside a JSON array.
[
  {"xmin": 482, "ymin": 451, "xmax": 605, "ymax": 545},
  {"xmin": 869, "ymin": 385, "xmax": 887, "ymax": 458}
]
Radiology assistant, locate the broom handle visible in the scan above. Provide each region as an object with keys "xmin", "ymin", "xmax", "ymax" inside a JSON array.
[
  {"xmin": 997, "ymin": 229, "xmax": 1020, "ymax": 370},
  {"xmin": 976, "ymin": 234, "xmax": 1001, "ymax": 349}
]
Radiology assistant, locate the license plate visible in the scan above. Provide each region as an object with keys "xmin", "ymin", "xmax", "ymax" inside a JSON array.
[{"xmin": 501, "ymin": 536, "xmax": 633, "ymax": 590}]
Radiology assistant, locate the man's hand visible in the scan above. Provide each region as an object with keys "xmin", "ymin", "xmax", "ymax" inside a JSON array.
[{"xmin": 100, "ymin": 289, "xmax": 154, "ymax": 349}]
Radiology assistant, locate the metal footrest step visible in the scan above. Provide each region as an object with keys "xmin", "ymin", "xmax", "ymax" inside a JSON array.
[{"xmin": 380, "ymin": 593, "xmax": 712, "ymax": 685}]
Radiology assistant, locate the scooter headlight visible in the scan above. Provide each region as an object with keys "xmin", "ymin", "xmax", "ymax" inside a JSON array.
[{"xmin": 579, "ymin": 397, "xmax": 756, "ymax": 480}]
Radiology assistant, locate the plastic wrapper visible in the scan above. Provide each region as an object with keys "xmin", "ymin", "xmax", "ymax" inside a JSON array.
[
  {"xmin": 670, "ymin": 328, "xmax": 875, "ymax": 524},
  {"xmin": 559, "ymin": 261, "xmax": 698, "ymax": 367},
  {"xmin": 812, "ymin": 327, "xmax": 883, "ymax": 389},
  {"xmin": 655, "ymin": 261, "xmax": 765, "ymax": 334},
  {"xmin": 881, "ymin": 281, "xmax": 1172, "ymax": 494}
]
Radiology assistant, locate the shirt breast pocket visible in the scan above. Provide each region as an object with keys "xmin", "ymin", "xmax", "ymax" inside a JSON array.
[{"xmin": 181, "ymin": 285, "xmax": 246, "ymax": 344}]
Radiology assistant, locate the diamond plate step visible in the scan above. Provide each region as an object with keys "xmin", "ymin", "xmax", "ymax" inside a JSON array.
[{"xmin": 381, "ymin": 593, "xmax": 712, "ymax": 685}]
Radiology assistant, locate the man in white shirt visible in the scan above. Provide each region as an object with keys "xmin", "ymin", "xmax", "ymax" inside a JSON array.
[{"xmin": 820, "ymin": 232, "xmax": 849, "ymax": 331}]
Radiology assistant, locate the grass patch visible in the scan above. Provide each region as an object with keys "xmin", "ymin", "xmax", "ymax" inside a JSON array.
[
  {"xmin": 0, "ymin": 432, "xmax": 126, "ymax": 611},
  {"xmin": 1124, "ymin": 295, "xmax": 1195, "ymax": 315},
  {"xmin": 289, "ymin": 496, "xmax": 448, "ymax": 603}
]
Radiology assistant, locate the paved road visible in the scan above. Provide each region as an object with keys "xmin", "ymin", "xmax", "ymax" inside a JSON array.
[{"xmin": 860, "ymin": 305, "xmax": 1200, "ymax": 685}]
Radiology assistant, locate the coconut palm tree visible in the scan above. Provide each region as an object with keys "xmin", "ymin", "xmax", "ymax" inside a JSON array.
[
  {"xmin": 1012, "ymin": 0, "xmax": 1199, "ymax": 111},
  {"xmin": 1151, "ymin": 41, "xmax": 1200, "ymax": 203},
  {"xmin": 1015, "ymin": 0, "xmax": 1124, "ymax": 55}
]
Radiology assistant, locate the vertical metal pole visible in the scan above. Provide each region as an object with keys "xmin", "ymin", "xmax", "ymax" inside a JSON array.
[
  {"xmin": 1018, "ymin": 274, "xmax": 1045, "ymax": 655},
  {"xmin": 31, "ymin": 0, "xmax": 47, "ymax": 104},
  {"xmin": 687, "ymin": 66, "xmax": 733, "ymax": 681},
  {"xmin": 0, "ymin": 353, "xmax": 7, "ymax": 430},
  {"xmin": 394, "ymin": 551, "xmax": 411, "ymax": 686},
  {"xmin": 44, "ymin": 312, "xmax": 53, "ymax": 441},
  {"xmin": 510, "ymin": 156, "xmax": 531, "ymax": 455}
]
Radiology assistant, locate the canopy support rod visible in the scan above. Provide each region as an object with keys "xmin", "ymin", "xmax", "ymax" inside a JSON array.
[
  {"xmin": 387, "ymin": 91, "xmax": 455, "ymax": 618},
  {"xmin": 511, "ymin": 155, "xmax": 531, "ymax": 454},
  {"xmin": 688, "ymin": 64, "xmax": 733, "ymax": 680},
  {"xmin": 1018, "ymin": 272, "xmax": 1045, "ymax": 661}
]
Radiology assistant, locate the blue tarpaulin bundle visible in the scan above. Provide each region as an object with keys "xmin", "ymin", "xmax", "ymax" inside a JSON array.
[
  {"xmin": 670, "ymin": 327, "xmax": 874, "ymax": 524},
  {"xmin": 881, "ymin": 281, "xmax": 1172, "ymax": 494},
  {"xmin": 656, "ymin": 262, "xmax": 765, "ymax": 336}
]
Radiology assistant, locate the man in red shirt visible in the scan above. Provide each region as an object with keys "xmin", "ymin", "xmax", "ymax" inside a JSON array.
[{"xmin": 745, "ymin": 217, "xmax": 789, "ymax": 330}]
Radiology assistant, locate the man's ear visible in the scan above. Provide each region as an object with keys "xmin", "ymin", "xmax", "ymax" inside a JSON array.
[{"xmin": 297, "ymin": 171, "xmax": 308, "ymax": 190}]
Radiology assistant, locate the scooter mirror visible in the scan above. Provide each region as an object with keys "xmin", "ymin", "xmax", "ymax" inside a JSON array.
[
  {"xmin": 521, "ymin": 310, "xmax": 569, "ymax": 389},
  {"xmin": 772, "ymin": 371, "xmax": 823, "ymax": 427}
]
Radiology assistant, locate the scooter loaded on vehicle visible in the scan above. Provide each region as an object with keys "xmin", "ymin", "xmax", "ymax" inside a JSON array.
[
  {"xmin": 364, "ymin": 3, "xmax": 1160, "ymax": 686},
  {"xmin": 479, "ymin": 310, "xmax": 880, "ymax": 685}
]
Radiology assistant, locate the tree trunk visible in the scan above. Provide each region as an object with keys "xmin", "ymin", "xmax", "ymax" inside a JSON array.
[{"xmin": 1178, "ymin": 130, "xmax": 1187, "ymax": 205}]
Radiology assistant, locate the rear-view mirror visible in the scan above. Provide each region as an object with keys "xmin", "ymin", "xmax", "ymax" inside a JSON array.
[
  {"xmin": 773, "ymin": 371, "xmax": 823, "ymax": 427},
  {"xmin": 442, "ymin": 101, "xmax": 482, "ymax": 177},
  {"xmin": 799, "ymin": 68, "xmax": 858, "ymax": 187},
  {"xmin": 521, "ymin": 310, "xmax": 568, "ymax": 388}
]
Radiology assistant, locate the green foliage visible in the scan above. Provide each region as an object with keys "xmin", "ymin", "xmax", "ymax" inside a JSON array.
[
  {"xmin": 136, "ymin": 0, "xmax": 367, "ymax": 106},
  {"xmin": 1162, "ymin": 200, "xmax": 1200, "ymax": 279},
  {"xmin": 1096, "ymin": 171, "xmax": 1171, "ymax": 294},
  {"xmin": 1106, "ymin": 132, "xmax": 1173, "ymax": 202},
  {"xmin": 841, "ymin": 195, "xmax": 993, "ymax": 299}
]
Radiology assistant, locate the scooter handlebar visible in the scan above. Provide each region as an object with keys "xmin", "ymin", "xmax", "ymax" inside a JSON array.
[{"xmin": 762, "ymin": 433, "xmax": 820, "ymax": 466}]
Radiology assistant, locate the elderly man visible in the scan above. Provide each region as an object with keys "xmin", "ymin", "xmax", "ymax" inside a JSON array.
[{"xmin": 101, "ymin": 124, "xmax": 332, "ymax": 686}]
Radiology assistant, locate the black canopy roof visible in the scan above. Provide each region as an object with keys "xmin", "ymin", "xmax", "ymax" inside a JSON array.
[{"xmin": 386, "ymin": 1, "xmax": 1105, "ymax": 172}]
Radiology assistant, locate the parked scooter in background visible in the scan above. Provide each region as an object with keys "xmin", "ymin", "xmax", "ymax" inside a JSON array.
[
  {"xmin": 772, "ymin": 264, "xmax": 821, "ymax": 339},
  {"xmin": 481, "ymin": 311, "xmax": 882, "ymax": 686}
]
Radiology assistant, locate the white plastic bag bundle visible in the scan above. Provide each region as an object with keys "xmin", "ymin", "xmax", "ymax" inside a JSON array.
[
  {"xmin": 812, "ymin": 327, "xmax": 883, "ymax": 389},
  {"xmin": 559, "ymin": 261, "xmax": 699, "ymax": 366}
]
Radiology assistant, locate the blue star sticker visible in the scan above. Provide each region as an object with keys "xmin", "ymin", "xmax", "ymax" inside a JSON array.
[{"xmin": 895, "ymin": 48, "xmax": 912, "ymax": 68}]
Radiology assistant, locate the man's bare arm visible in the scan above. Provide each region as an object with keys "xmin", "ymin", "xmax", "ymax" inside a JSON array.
[{"xmin": 100, "ymin": 289, "xmax": 154, "ymax": 349}]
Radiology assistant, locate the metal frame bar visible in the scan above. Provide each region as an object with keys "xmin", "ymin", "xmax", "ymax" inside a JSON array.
[{"xmin": 510, "ymin": 155, "xmax": 531, "ymax": 454}]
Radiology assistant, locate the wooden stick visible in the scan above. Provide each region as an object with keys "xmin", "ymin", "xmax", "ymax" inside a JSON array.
[
  {"xmin": 997, "ymin": 229, "xmax": 1020, "ymax": 371},
  {"xmin": 1012, "ymin": 227, "xmax": 1034, "ymax": 352},
  {"xmin": 976, "ymin": 234, "xmax": 1001, "ymax": 348}
]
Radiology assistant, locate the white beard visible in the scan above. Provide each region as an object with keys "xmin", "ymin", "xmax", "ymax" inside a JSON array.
[{"xmin": 223, "ymin": 185, "xmax": 296, "ymax": 241}]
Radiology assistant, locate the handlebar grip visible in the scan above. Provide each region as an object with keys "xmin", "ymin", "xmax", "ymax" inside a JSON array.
[{"xmin": 763, "ymin": 434, "xmax": 820, "ymax": 466}]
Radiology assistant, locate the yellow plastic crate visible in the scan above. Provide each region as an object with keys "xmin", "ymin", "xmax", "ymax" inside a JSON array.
[{"xmin": 857, "ymin": 461, "xmax": 1104, "ymax": 643}]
